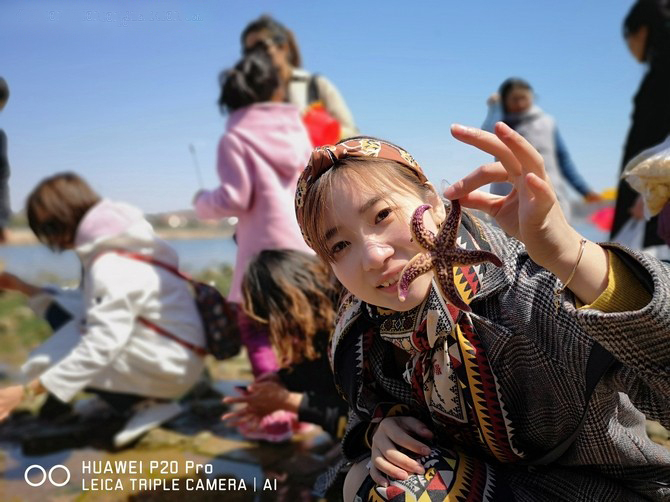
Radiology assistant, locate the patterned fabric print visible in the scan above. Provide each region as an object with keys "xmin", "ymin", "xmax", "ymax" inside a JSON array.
[
  {"xmin": 453, "ymin": 234, "xmax": 485, "ymax": 307},
  {"xmin": 367, "ymin": 341, "xmax": 413, "ymax": 407},
  {"xmin": 354, "ymin": 447, "xmax": 515, "ymax": 501},
  {"xmin": 453, "ymin": 316, "xmax": 524, "ymax": 463},
  {"xmin": 359, "ymin": 138, "xmax": 382, "ymax": 157},
  {"xmin": 330, "ymin": 293, "xmax": 363, "ymax": 374},
  {"xmin": 367, "ymin": 220, "xmax": 524, "ymax": 464}
]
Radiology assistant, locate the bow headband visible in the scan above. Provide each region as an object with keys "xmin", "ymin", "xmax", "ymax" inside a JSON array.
[{"xmin": 295, "ymin": 137, "xmax": 428, "ymax": 249}]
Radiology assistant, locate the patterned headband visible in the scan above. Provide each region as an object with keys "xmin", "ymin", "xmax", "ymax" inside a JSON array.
[{"xmin": 294, "ymin": 137, "xmax": 428, "ymax": 249}]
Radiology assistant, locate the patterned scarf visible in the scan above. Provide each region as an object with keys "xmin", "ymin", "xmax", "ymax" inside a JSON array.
[
  {"xmin": 297, "ymin": 136, "xmax": 526, "ymax": 464},
  {"xmin": 335, "ymin": 214, "xmax": 526, "ymax": 465}
]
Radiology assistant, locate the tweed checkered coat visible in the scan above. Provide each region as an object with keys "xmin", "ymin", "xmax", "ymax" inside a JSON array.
[{"xmin": 332, "ymin": 214, "xmax": 670, "ymax": 501}]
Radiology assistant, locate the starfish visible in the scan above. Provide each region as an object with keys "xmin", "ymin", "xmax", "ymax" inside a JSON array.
[{"xmin": 398, "ymin": 200, "xmax": 503, "ymax": 312}]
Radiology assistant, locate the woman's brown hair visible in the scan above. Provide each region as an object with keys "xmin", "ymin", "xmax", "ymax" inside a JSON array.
[
  {"xmin": 26, "ymin": 172, "xmax": 101, "ymax": 251},
  {"xmin": 242, "ymin": 249, "xmax": 339, "ymax": 366}
]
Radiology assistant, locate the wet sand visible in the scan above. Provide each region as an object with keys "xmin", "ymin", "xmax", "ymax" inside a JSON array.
[{"xmin": 0, "ymin": 354, "xmax": 341, "ymax": 501}]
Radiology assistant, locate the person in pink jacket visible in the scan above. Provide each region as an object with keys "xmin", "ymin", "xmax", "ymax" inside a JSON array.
[{"xmin": 193, "ymin": 46, "xmax": 312, "ymax": 440}]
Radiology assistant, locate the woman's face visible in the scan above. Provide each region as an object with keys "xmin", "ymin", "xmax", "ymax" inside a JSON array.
[
  {"xmin": 626, "ymin": 25, "xmax": 648, "ymax": 63},
  {"xmin": 504, "ymin": 88, "xmax": 533, "ymax": 115},
  {"xmin": 322, "ymin": 176, "xmax": 444, "ymax": 311},
  {"xmin": 244, "ymin": 30, "xmax": 291, "ymax": 72}
]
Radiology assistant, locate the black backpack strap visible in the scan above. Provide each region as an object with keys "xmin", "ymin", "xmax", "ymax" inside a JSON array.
[
  {"xmin": 307, "ymin": 74, "xmax": 320, "ymax": 104},
  {"xmin": 527, "ymin": 342, "xmax": 616, "ymax": 465}
]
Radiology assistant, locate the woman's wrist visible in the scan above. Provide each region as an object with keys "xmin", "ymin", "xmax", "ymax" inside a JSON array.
[
  {"xmin": 565, "ymin": 240, "xmax": 609, "ymax": 305},
  {"xmin": 541, "ymin": 230, "xmax": 609, "ymax": 305},
  {"xmin": 543, "ymin": 229, "xmax": 587, "ymax": 284},
  {"xmin": 22, "ymin": 379, "xmax": 45, "ymax": 403}
]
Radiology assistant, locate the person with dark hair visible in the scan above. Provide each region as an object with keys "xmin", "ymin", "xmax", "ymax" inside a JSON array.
[
  {"xmin": 193, "ymin": 47, "xmax": 313, "ymax": 441},
  {"xmin": 482, "ymin": 78, "xmax": 601, "ymax": 221},
  {"xmin": 0, "ymin": 173, "xmax": 206, "ymax": 447},
  {"xmin": 0, "ymin": 77, "xmax": 11, "ymax": 243},
  {"xmin": 222, "ymin": 249, "xmax": 348, "ymax": 442},
  {"xmin": 217, "ymin": 46, "xmax": 281, "ymax": 113},
  {"xmin": 241, "ymin": 15, "xmax": 358, "ymax": 139},
  {"xmin": 611, "ymin": 0, "xmax": 670, "ymax": 251}
]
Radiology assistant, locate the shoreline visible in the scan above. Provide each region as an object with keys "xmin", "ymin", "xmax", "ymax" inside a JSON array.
[{"xmin": 2, "ymin": 227, "xmax": 234, "ymax": 247}]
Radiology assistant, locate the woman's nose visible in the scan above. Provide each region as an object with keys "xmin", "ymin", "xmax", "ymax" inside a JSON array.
[{"xmin": 361, "ymin": 240, "xmax": 392, "ymax": 271}]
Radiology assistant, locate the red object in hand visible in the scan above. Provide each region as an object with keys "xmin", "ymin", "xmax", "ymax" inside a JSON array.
[
  {"xmin": 302, "ymin": 102, "xmax": 340, "ymax": 147},
  {"xmin": 589, "ymin": 207, "xmax": 615, "ymax": 232}
]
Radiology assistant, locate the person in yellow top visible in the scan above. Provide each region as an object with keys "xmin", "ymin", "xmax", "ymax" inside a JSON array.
[{"xmin": 294, "ymin": 124, "xmax": 670, "ymax": 501}]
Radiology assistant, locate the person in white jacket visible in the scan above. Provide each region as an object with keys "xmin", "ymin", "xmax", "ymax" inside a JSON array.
[{"xmin": 0, "ymin": 172, "xmax": 206, "ymax": 447}]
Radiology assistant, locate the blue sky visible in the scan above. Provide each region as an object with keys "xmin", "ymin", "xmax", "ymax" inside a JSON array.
[{"xmin": 1, "ymin": 0, "xmax": 642, "ymax": 214}]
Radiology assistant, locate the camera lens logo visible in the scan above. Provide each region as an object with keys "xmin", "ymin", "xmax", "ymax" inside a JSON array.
[{"xmin": 24, "ymin": 464, "xmax": 70, "ymax": 487}]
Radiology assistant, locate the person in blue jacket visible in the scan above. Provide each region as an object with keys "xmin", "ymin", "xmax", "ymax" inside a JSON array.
[{"xmin": 482, "ymin": 78, "xmax": 601, "ymax": 221}]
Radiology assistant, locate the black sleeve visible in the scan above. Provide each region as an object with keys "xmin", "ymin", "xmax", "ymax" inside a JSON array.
[
  {"xmin": 0, "ymin": 130, "xmax": 10, "ymax": 226},
  {"xmin": 277, "ymin": 332, "xmax": 349, "ymax": 438},
  {"xmin": 0, "ymin": 130, "xmax": 9, "ymax": 179},
  {"xmin": 297, "ymin": 389, "xmax": 348, "ymax": 439}
]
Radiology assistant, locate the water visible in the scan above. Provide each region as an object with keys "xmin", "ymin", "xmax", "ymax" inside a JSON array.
[
  {"xmin": 0, "ymin": 237, "xmax": 238, "ymax": 283},
  {"xmin": 0, "ymin": 220, "xmax": 609, "ymax": 285}
]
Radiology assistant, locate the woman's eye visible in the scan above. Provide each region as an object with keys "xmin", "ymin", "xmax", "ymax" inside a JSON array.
[
  {"xmin": 375, "ymin": 208, "xmax": 392, "ymax": 224},
  {"xmin": 331, "ymin": 241, "xmax": 349, "ymax": 256}
]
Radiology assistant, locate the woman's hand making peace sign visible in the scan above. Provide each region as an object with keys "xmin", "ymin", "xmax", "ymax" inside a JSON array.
[{"xmin": 445, "ymin": 122, "xmax": 609, "ymax": 305}]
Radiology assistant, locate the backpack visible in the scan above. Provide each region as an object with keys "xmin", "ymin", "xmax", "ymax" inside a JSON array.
[{"xmin": 111, "ymin": 250, "xmax": 242, "ymax": 360}]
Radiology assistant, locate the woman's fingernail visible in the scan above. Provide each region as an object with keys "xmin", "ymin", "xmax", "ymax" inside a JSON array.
[
  {"xmin": 415, "ymin": 465, "xmax": 425, "ymax": 474},
  {"xmin": 452, "ymin": 124, "xmax": 477, "ymax": 135},
  {"xmin": 495, "ymin": 121, "xmax": 511, "ymax": 135},
  {"xmin": 440, "ymin": 179, "xmax": 451, "ymax": 192},
  {"xmin": 422, "ymin": 447, "xmax": 431, "ymax": 455}
]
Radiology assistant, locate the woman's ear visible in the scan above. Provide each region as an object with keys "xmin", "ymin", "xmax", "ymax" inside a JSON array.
[{"xmin": 424, "ymin": 183, "xmax": 446, "ymax": 225}]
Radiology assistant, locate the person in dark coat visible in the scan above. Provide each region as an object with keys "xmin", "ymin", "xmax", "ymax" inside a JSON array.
[
  {"xmin": 0, "ymin": 77, "xmax": 11, "ymax": 243},
  {"xmin": 611, "ymin": 0, "xmax": 670, "ymax": 248}
]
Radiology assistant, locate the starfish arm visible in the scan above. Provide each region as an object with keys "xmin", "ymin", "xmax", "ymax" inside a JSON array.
[
  {"xmin": 450, "ymin": 248, "xmax": 503, "ymax": 268},
  {"xmin": 436, "ymin": 199, "xmax": 462, "ymax": 249},
  {"xmin": 410, "ymin": 205, "xmax": 437, "ymax": 251},
  {"xmin": 435, "ymin": 265, "xmax": 472, "ymax": 313},
  {"xmin": 398, "ymin": 252, "xmax": 433, "ymax": 301}
]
